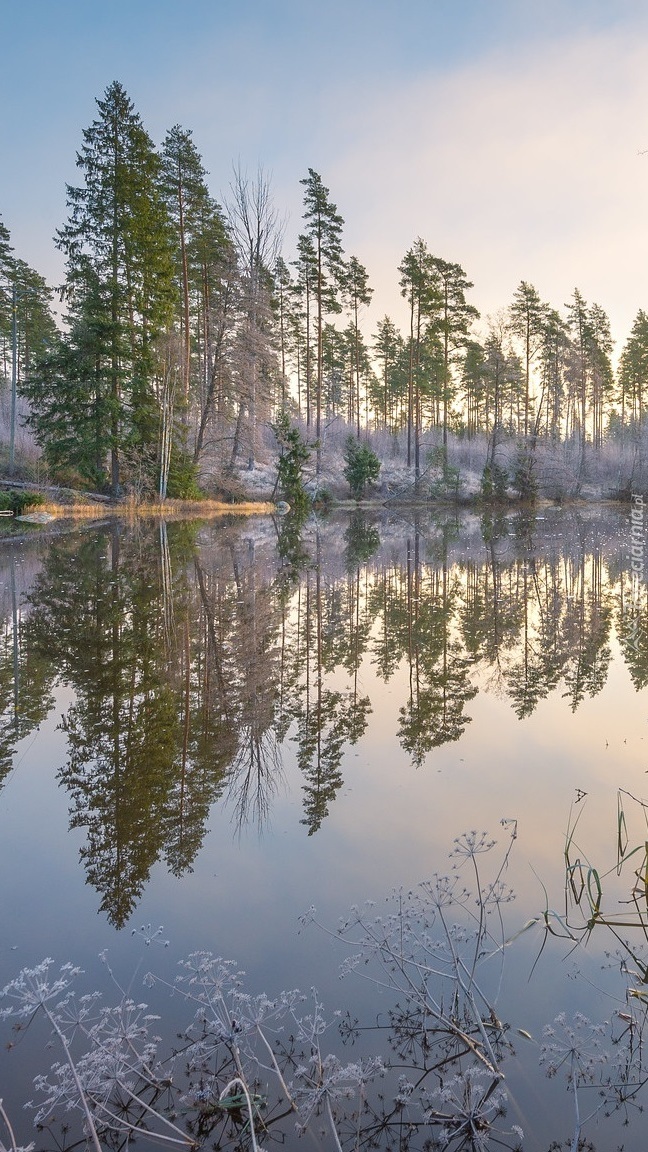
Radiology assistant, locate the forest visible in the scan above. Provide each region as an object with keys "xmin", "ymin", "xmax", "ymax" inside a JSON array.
[{"xmin": 1, "ymin": 80, "xmax": 648, "ymax": 504}]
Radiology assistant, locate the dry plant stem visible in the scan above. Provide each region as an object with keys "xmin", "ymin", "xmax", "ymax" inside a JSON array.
[
  {"xmin": 90, "ymin": 1099, "xmax": 189, "ymax": 1148},
  {"xmin": 254, "ymin": 1024, "xmax": 298, "ymax": 1112},
  {"xmin": 325, "ymin": 1094, "xmax": 345, "ymax": 1152},
  {"xmin": 112, "ymin": 1081, "xmax": 192, "ymax": 1146},
  {"xmin": 0, "ymin": 1100, "xmax": 21, "ymax": 1152},
  {"xmin": 434, "ymin": 903, "xmax": 500, "ymax": 1073},
  {"xmin": 41, "ymin": 1004, "xmax": 102, "ymax": 1152},
  {"xmin": 569, "ymin": 1051, "xmax": 581, "ymax": 1152},
  {"xmin": 468, "ymin": 852, "xmax": 487, "ymax": 984},
  {"xmin": 219, "ymin": 1078, "xmax": 261, "ymax": 1152}
]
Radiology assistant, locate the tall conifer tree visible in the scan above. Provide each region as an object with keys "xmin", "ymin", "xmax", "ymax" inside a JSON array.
[
  {"xmin": 343, "ymin": 256, "xmax": 373, "ymax": 436},
  {"xmin": 55, "ymin": 81, "xmax": 176, "ymax": 493},
  {"xmin": 619, "ymin": 310, "xmax": 648, "ymax": 426},
  {"xmin": 428, "ymin": 257, "xmax": 479, "ymax": 460},
  {"xmin": 509, "ymin": 281, "xmax": 546, "ymax": 437},
  {"xmin": 299, "ymin": 170, "xmax": 344, "ymax": 472},
  {"xmin": 398, "ymin": 239, "xmax": 437, "ymax": 477}
]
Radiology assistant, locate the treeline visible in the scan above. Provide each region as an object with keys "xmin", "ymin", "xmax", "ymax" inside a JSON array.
[{"xmin": 1, "ymin": 80, "xmax": 648, "ymax": 497}]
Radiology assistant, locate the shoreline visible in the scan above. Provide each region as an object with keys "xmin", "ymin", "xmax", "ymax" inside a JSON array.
[{"xmin": 0, "ymin": 492, "xmax": 634, "ymax": 522}]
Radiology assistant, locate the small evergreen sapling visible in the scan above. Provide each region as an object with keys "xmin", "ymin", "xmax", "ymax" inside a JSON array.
[
  {"xmin": 271, "ymin": 411, "xmax": 311, "ymax": 513},
  {"xmin": 343, "ymin": 436, "xmax": 381, "ymax": 500}
]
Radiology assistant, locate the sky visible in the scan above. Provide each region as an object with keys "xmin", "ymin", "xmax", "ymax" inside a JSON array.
[{"xmin": 2, "ymin": 0, "xmax": 648, "ymax": 346}]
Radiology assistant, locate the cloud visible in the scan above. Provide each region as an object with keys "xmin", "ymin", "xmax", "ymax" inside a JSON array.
[{"xmin": 319, "ymin": 24, "xmax": 648, "ymax": 342}]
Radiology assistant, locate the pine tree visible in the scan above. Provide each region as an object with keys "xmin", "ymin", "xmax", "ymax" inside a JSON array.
[
  {"xmin": 160, "ymin": 125, "xmax": 212, "ymax": 407},
  {"xmin": 321, "ymin": 322, "xmax": 347, "ymax": 417},
  {"xmin": 461, "ymin": 339, "xmax": 486, "ymax": 436},
  {"xmin": 428, "ymin": 257, "xmax": 479, "ymax": 460},
  {"xmin": 538, "ymin": 308, "xmax": 569, "ymax": 440},
  {"xmin": 588, "ymin": 303, "xmax": 614, "ymax": 448},
  {"xmin": 565, "ymin": 289, "xmax": 590, "ymax": 474},
  {"xmin": 0, "ymin": 216, "xmax": 14, "ymax": 369},
  {"xmin": 299, "ymin": 170, "xmax": 345, "ymax": 471},
  {"xmin": 187, "ymin": 188, "xmax": 235, "ymax": 468},
  {"xmin": 619, "ymin": 310, "xmax": 648, "ymax": 426},
  {"xmin": 343, "ymin": 255, "xmax": 372, "ymax": 436},
  {"xmin": 159, "ymin": 125, "xmax": 230, "ymax": 490},
  {"xmin": 272, "ymin": 256, "xmax": 297, "ymax": 407},
  {"xmin": 291, "ymin": 233, "xmax": 317, "ymax": 424},
  {"xmin": 398, "ymin": 239, "xmax": 437, "ymax": 477},
  {"xmin": 509, "ymin": 281, "xmax": 546, "ymax": 437},
  {"xmin": 372, "ymin": 316, "xmax": 405, "ymax": 431}
]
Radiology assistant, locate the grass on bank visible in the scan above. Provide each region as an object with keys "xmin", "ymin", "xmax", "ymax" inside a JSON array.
[{"xmin": 33, "ymin": 498, "xmax": 277, "ymax": 519}]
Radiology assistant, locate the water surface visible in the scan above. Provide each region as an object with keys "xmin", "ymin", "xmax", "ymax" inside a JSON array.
[{"xmin": 1, "ymin": 506, "xmax": 647, "ymax": 1150}]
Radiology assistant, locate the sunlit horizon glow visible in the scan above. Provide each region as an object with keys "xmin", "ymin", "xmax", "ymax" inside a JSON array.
[{"xmin": 2, "ymin": 0, "xmax": 648, "ymax": 348}]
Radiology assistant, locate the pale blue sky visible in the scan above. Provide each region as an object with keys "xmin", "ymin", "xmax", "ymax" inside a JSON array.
[{"xmin": 2, "ymin": 0, "xmax": 648, "ymax": 340}]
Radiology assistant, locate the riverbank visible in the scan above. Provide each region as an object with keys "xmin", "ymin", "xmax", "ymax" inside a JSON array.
[{"xmin": 0, "ymin": 475, "xmax": 635, "ymax": 529}]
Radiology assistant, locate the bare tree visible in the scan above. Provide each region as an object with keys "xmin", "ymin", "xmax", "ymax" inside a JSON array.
[{"xmin": 226, "ymin": 166, "xmax": 284, "ymax": 468}]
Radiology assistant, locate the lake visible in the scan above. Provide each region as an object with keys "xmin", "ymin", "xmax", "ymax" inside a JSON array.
[{"xmin": 1, "ymin": 504, "xmax": 647, "ymax": 1152}]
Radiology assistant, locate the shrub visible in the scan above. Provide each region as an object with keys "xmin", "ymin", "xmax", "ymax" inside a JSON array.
[
  {"xmin": 166, "ymin": 449, "xmax": 203, "ymax": 500},
  {"xmin": 480, "ymin": 462, "xmax": 508, "ymax": 503},
  {"xmin": 272, "ymin": 411, "xmax": 312, "ymax": 513},
  {"xmin": 0, "ymin": 489, "xmax": 45, "ymax": 515},
  {"xmin": 343, "ymin": 436, "xmax": 381, "ymax": 500},
  {"xmin": 427, "ymin": 445, "xmax": 461, "ymax": 498},
  {"xmin": 511, "ymin": 445, "xmax": 538, "ymax": 502}
]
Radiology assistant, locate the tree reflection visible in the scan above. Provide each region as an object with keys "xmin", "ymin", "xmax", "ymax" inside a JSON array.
[
  {"xmin": 0, "ymin": 551, "xmax": 55, "ymax": 780},
  {"xmin": 397, "ymin": 528, "xmax": 477, "ymax": 765},
  {"xmin": 0, "ymin": 508, "xmax": 645, "ymax": 920},
  {"xmin": 288, "ymin": 531, "xmax": 372, "ymax": 834}
]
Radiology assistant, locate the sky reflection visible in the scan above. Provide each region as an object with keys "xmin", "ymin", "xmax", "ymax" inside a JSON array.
[{"xmin": 1, "ymin": 509, "xmax": 647, "ymax": 1150}]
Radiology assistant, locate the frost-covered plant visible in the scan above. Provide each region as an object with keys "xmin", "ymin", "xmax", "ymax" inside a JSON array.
[
  {"xmin": 0, "ymin": 949, "xmax": 387, "ymax": 1152},
  {"xmin": 9, "ymin": 819, "xmax": 646, "ymax": 1152},
  {"xmin": 306, "ymin": 823, "xmax": 518, "ymax": 1070},
  {"xmin": 421, "ymin": 1067, "xmax": 521, "ymax": 1151},
  {"xmin": 1, "ymin": 828, "xmax": 523, "ymax": 1152},
  {"xmin": 300, "ymin": 821, "xmax": 523, "ymax": 1150},
  {"xmin": 155, "ymin": 956, "xmax": 384, "ymax": 1152},
  {"xmin": 540, "ymin": 1013, "xmax": 610, "ymax": 1151},
  {"xmin": 0, "ymin": 957, "xmax": 187, "ymax": 1152},
  {"xmin": 0, "ymin": 1097, "xmax": 34, "ymax": 1152}
]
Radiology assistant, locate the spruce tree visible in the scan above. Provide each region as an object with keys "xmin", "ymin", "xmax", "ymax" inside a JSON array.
[
  {"xmin": 22, "ymin": 287, "xmax": 113, "ymax": 487},
  {"xmin": 54, "ymin": 81, "xmax": 176, "ymax": 494},
  {"xmin": 0, "ymin": 221, "xmax": 16, "ymax": 388},
  {"xmin": 0, "ymin": 216, "xmax": 14, "ymax": 351}
]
